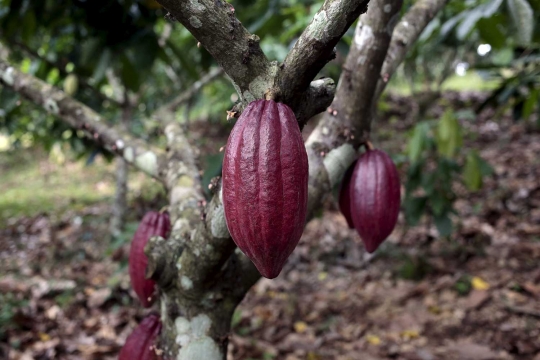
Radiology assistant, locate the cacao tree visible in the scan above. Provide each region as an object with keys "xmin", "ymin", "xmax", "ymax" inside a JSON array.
[{"xmin": 0, "ymin": 0, "xmax": 482, "ymax": 358}]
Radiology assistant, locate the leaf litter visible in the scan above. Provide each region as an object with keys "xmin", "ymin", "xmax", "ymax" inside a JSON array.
[{"xmin": 1, "ymin": 93, "xmax": 539, "ymax": 359}]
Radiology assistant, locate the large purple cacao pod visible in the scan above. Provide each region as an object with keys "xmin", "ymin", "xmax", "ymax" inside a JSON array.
[
  {"xmin": 129, "ymin": 211, "xmax": 171, "ymax": 307},
  {"xmin": 222, "ymin": 99, "xmax": 309, "ymax": 279},
  {"xmin": 119, "ymin": 313, "xmax": 162, "ymax": 360},
  {"xmin": 350, "ymin": 149, "xmax": 400, "ymax": 253},
  {"xmin": 339, "ymin": 160, "xmax": 357, "ymax": 229}
]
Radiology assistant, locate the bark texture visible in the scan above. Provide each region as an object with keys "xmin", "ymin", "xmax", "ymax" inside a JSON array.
[
  {"xmin": 110, "ymin": 106, "xmax": 133, "ymax": 237},
  {"xmin": 325, "ymin": 0, "xmax": 404, "ymax": 146}
]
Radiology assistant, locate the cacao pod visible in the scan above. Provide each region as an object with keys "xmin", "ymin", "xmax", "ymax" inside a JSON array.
[
  {"xmin": 222, "ymin": 99, "xmax": 309, "ymax": 279},
  {"xmin": 338, "ymin": 160, "xmax": 357, "ymax": 229},
  {"xmin": 129, "ymin": 211, "xmax": 171, "ymax": 307},
  {"xmin": 350, "ymin": 149, "xmax": 400, "ymax": 253},
  {"xmin": 119, "ymin": 313, "xmax": 162, "ymax": 360}
]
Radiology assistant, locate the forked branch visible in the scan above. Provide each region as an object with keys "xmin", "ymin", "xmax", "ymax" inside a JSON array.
[{"xmin": 272, "ymin": 0, "xmax": 370, "ymax": 112}]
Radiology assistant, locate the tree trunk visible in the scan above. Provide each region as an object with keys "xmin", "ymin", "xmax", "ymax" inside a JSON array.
[
  {"xmin": 110, "ymin": 105, "xmax": 132, "ymax": 236},
  {"xmin": 110, "ymin": 156, "xmax": 128, "ymax": 236}
]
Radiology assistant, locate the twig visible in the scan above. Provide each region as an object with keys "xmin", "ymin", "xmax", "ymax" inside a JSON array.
[
  {"xmin": 504, "ymin": 304, "xmax": 540, "ymax": 319},
  {"xmin": 0, "ymin": 59, "xmax": 167, "ymax": 180},
  {"xmin": 154, "ymin": 67, "xmax": 223, "ymax": 116}
]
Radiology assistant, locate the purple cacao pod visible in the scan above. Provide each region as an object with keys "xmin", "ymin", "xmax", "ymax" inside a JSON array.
[
  {"xmin": 222, "ymin": 99, "xmax": 309, "ymax": 279},
  {"xmin": 350, "ymin": 149, "xmax": 400, "ymax": 253},
  {"xmin": 339, "ymin": 160, "xmax": 357, "ymax": 229},
  {"xmin": 129, "ymin": 211, "xmax": 171, "ymax": 307},
  {"xmin": 119, "ymin": 313, "xmax": 162, "ymax": 360}
]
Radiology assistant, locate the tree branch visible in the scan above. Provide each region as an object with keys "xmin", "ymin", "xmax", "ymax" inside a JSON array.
[
  {"xmin": 326, "ymin": 0, "xmax": 404, "ymax": 143},
  {"xmin": 272, "ymin": 0, "xmax": 370, "ymax": 113},
  {"xmin": 154, "ymin": 67, "xmax": 223, "ymax": 115},
  {"xmin": 0, "ymin": 59, "xmax": 167, "ymax": 180},
  {"xmin": 295, "ymin": 78, "xmax": 337, "ymax": 125},
  {"xmin": 156, "ymin": 0, "xmax": 272, "ymax": 103},
  {"xmin": 374, "ymin": 0, "xmax": 450, "ymax": 100},
  {"xmin": 156, "ymin": 0, "xmax": 369, "ymax": 124},
  {"xmin": 4, "ymin": 40, "xmax": 123, "ymax": 107}
]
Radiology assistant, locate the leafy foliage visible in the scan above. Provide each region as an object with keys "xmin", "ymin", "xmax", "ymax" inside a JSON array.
[{"xmin": 403, "ymin": 110, "xmax": 493, "ymax": 236}]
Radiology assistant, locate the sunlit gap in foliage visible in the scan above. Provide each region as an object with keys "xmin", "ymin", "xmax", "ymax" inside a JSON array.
[{"xmin": 477, "ymin": 43, "xmax": 491, "ymax": 56}]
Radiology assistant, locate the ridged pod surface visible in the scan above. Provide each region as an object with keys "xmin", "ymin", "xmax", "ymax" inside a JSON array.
[
  {"xmin": 222, "ymin": 100, "xmax": 309, "ymax": 279},
  {"xmin": 339, "ymin": 160, "xmax": 357, "ymax": 229},
  {"xmin": 119, "ymin": 313, "xmax": 162, "ymax": 360},
  {"xmin": 350, "ymin": 149, "xmax": 400, "ymax": 253},
  {"xmin": 129, "ymin": 211, "xmax": 171, "ymax": 307}
]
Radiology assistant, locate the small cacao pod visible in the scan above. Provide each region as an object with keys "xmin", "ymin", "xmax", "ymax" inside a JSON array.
[
  {"xmin": 129, "ymin": 211, "xmax": 171, "ymax": 307},
  {"xmin": 119, "ymin": 313, "xmax": 162, "ymax": 360},
  {"xmin": 338, "ymin": 160, "xmax": 357, "ymax": 229},
  {"xmin": 350, "ymin": 149, "xmax": 400, "ymax": 253},
  {"xmin": 222, "ymin": 99, "xmax": 309, "ymax": 279}
]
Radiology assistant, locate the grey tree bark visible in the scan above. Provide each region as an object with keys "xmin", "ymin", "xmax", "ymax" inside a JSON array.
[{"xmin": 110, "ymin": 105, "xmax": 133, "ymax": 237}]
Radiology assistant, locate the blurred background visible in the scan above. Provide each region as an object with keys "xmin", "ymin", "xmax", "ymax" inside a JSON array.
[{"xmin": 0, "ymin": 0, "xmax": 539, "ymax": 359}]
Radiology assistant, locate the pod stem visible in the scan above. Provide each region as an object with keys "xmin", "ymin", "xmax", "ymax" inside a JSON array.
[
  {"xmin": 364, "ymin": 140, "xmax": 375, "ymax": 151},
  {"xmin": 159, "ymin": 205, "xmax": 169, "ymax": 213},
  {"xmin": 264, "ymin": 89, "xmax": 275, "ymax": 101}
]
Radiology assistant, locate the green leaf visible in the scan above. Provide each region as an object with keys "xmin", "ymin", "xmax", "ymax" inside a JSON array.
[
  {"xmin": 0, "ymin": 87, "xmax": 20, "ymax": 113},
  {"xmin": 418, "ymin": 18, "xmax": 440, "ymax": 42},
  {"xmin": 128, "ymin": 31, "xmax": 160, "ymax": 71},
  {"xmin": 21, "ymin": 10, "xmax": 36, "ymax": 43},
  {"xmin": 119, "ymin": 54, "xmax": 141, "ymax": 91},
  {"xmin": 407, "ymin": 122, "xmax": 429, "ymax": 162},
  {"xmin": 476, "ymin": 15, "xmax": 506, "ymax": 48},
  {"xmin": 63, "ymin": 74, "xmax": 78, "ymax": 95},
  {"xmin": 92, "ymin": 49, "xmax": 111, "ymax": 83},
  {"xmin": 537, "ymin": 95, "xmax": 540, "ymax": 128},
  {"xmin": 456, "ymin": 0, "xmax": 504, "ymax": 40},
  {"xmin": 507, "ymin": 0, "xmax": 534, "ymax": 45},
  {"xmin": 436, "ymin": 110, "xmax": 462, "ymax": 158},
  {"xmin": 463, "ymin": 151, "xmax": 483, "ymax": 191},
  {"xmin": 492, "ymin": 48, "xmax": 514, "ymax": 66},
  {"xmin": 202, "ymin": 153, "xmax": 224, "ymax": 198},
  {"xmin": 456, "ymin": 8, "xmax": 484, "ymax": 40},
  {"xmin": 434, "ymin": 214, "xmax": 453, "ymax": 237},
  {"xmin": 430, "ymin": 191, "xmax": 449, "ymax": 216},
  {"xmin": 405, "ymin": 160, "xmax": 425, "ymax": 192},
  {"xmin": 523, "ymin": 88, "xmax": 538, "ymax": 119},
  {"xmin": 483, "ymin": 0, "xmax": 507, "ymax": 16},
  {"xmin": 404, "ymin": 196, "xmax": 427, "ymax": 226},
  {"xmin": 478, "ymin": 156, "xmax": 495, "ymax": 177},
  {"xmin": 438, "ymin": 111, "xmax": 453, "ymax": 141},
  {"xmin": 80, "ymin": 38, "xmax": 102, "ymax": 68},
  {"xmin": 440, "ymin": 13, "xmax": 466, "ymax": 38},
  {"xmin": 166, "ymin": 39, "xmax": 200, "ymax": 81}
]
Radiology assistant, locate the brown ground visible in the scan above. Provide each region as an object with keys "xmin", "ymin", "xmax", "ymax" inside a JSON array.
[{"xmin": 1, "ymin": 94, "xmax": 539, "ymax": 360}]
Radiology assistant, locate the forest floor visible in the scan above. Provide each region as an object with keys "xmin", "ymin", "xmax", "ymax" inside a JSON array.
[{"xmin": 1, "ymin": 92, "xmax": 539, "ymax": 360}]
